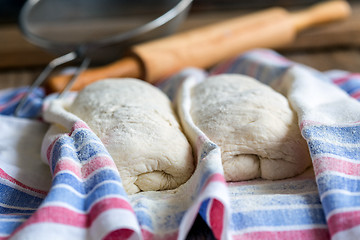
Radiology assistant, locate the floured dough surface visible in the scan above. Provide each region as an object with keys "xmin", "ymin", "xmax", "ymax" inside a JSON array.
[
  {"xmin": 69, "ymin": 79, "xmax": 194, "ymax": 194},
  {"xmin": 188, "ymin": 74, "xmax": 311, "ymax": 181}
]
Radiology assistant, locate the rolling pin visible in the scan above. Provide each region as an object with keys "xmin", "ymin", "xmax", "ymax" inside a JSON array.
[{"xmin": 47, "ymin": 0, "xmax": 351, "ymax": 92}]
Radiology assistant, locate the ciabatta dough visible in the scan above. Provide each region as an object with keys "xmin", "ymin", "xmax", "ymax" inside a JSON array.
[
  {"xmin": 69, "ymin": 79, "xmax": 194, "ymax": 194},
  {"xmin": 187, "ymin": 74, "xmax": 311, "ymax": 181}
]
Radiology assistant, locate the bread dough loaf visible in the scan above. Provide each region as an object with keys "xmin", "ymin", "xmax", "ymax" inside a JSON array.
[
  {"xmin": 69, "ymin": 79, "xmax": 194, "ymax": 194},
  {"xmin": 188, "ymin": 74, "xmax": 311, "ymax": 181}
]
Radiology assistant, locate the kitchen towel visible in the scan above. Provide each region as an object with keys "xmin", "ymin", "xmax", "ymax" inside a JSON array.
[
  {"xmin": 209, "ymin": 49, "xmax": 360, "ymax": 240},
  {"xmin": 1, "ymin": 49, "xmax": 360, "ymax": 240}
]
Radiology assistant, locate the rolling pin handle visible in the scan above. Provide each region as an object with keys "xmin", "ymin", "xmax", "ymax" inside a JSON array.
[{"xmin": 291, "ymin": 0, "xmax": 351, "ymax": 32}]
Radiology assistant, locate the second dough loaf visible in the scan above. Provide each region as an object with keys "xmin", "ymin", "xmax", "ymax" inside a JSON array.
[{"xmin": 186, "ymin": 74, "xmax": 311, "ymax": 181}]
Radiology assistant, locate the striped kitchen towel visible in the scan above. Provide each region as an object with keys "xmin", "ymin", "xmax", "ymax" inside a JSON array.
[
  {"xmin": 0, "ymin": 48, "xmax": 360, "ymax": 239},
  {"xmin": 36, "ymin": 72, "xmax": 230, "ymax": 240},
  {"xmin": 0, "ymin": 114, "xmax": 52, "ymax": 239},
  {"xmin": 0, "ymin": 87, "xmax": 44, "ymax": 118},
  {"xmin": 210, "ymin": 49, "xmax": 360, "ymax": 240}
]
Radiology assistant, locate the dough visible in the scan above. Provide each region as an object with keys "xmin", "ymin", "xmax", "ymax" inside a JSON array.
[
  {"xmin": 69, "ymin": 79, "xmax": 194, "ymax": 194},
  {"xmin": 187, "ymin": 74, "xmax": 311, "ymax": 181}
]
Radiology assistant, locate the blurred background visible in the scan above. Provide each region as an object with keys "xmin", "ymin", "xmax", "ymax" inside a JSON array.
[
  {"xmin": 1, "ymin": 0, "xmax": 355, "ymax": 24},
  {"xmin": 0, "ymin": 0, "xmax": 359, "ymax": 78}
]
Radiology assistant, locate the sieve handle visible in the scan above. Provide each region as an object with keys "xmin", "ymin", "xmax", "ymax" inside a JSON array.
[
  {"xmin": 46, "ymin": 0, "xmax": 350, "ymax": 92},
  {"xmin": 46, "ymin": 57, "xmax": 141, "ymax": 92}
]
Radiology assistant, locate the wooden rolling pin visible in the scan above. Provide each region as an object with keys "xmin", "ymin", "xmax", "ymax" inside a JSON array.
[{"xmin": 47, "ymin": 0, "xmax": 351, "ymax": 92}]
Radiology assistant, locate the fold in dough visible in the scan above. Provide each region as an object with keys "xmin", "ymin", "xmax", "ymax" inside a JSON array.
[
  {"xmin": 187, "ymin": 74, "xmax": 312, "ymax": 181},
  {"xmin": 69, "ymin": 79, "xmax": 194, "ymax": 194}
]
